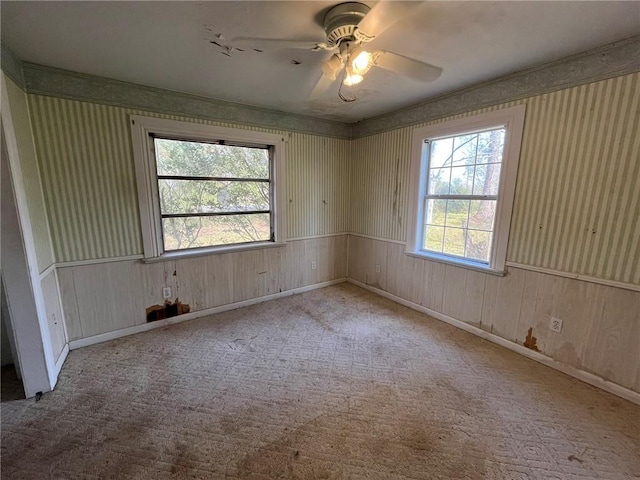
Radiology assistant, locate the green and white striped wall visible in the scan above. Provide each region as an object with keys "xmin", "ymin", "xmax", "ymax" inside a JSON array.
[
  {"xmin": 28, "ymin": 96, "xmax": 351, "ymax": 262},
  {"xmin": 350, "ymin": 73, "xmax": 640, "ymax": 285}
]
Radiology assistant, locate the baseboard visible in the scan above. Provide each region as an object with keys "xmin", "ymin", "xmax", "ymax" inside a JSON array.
[
  {"xmin": 348, "ymin": 278, "xmax": 640, "ymax": 406},
  {"xmin": 69, "ymin": 278, "xmax": 347, "ymax": 350}
]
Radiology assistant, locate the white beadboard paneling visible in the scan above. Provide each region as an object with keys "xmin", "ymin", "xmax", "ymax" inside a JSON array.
[
  {"xmin": 69, "ymin": 278, "xmax": 347, "ymax": 351},
  {"xmin": 492, "ymin": 267, "xmax": 527, "ymax": 343},
  {"xmin": 60, "ymin": 236, "xmax": 348, "ymax": 342},
  {"xmin": 349, "ymin": 277, "xmax": 640, "ymax": 406},
  {"xmin": 386, "ymin": 243, "xmax": 413, "ymax": 300},
  {"xmin": 40, "ymin": 270, "xmax": 66, "ymax": 362},
  {"xmin": 71, "ymin": 261, "xmax": 138, "ymax": 338},
  {"xmin": 442, "ymin": 265, "xmax": 467, "ymax": 321},
  {"xmin": 348, "ymin": 235, "xmax": 640, "ymax": 394},
  {"xmin": 425, "ymin": 262, "xmax": 446, "ymax": 314},
  {"xmin": 479, "ymin": 274, "xmax": 499, "ymax": 334},
  {"xmin": 516, "ymin": 270, "xmax": 550, "ymax": 351},
  {"xmin": 57, "ymin": 267, "xmax": 82, "ymax": 341},
  {"xmin": 460, "ymin": 270, "xmax": 486, "ymax": 327},
  {"xmin": 583, "ymin": 288, "xmax": 640, "ymax": 390},
  {"xmin": 408, "ymin": 256, "xmax": 427, "ymax": 308},
  {"xmin": 346, "ymin": 235, "xmax": 390, "ymax": 291},
  {"xmin": 130, "ymin": 260, "xmax": 169, "ymax": 324}
]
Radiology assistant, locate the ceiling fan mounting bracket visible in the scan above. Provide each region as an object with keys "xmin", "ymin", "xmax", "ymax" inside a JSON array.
[{"xmin": 323, "ymin": 2, "xmax": 371, "ymax": 47}]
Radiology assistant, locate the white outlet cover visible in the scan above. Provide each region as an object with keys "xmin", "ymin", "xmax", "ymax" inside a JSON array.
[
  {"xmin": 550, "ymin": 317, "xmax": 563, "ymax": 333},
  {"xmin": 375, "ymin": 264, "xmax": 381, "ymax": 273},
  {"xmin": 311, "ymin": 261, "xmax": 317, "ymax": 270},
  {"xmin": 162, "ymin": 287, "xmax": 171, "ymax": 299}
]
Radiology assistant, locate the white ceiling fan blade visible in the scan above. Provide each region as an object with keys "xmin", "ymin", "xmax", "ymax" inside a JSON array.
[
  {"xmin": 375, "ymin": 51, "xmax": 442, "ymax": 83},
  {"xmin": 309, "ymin": 73, "xmax": 337, "ymax": 101},
  {"xmin": 356, "ymin": 1, "xmax": 424, "ymax": 41},
  {"xmin": 230, "ymin": 37, "xmax": 323, "ymax": 50}
]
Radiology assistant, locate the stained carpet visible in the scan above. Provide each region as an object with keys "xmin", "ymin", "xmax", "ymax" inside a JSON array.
[{"xmin": 1, "ymin": 284, "xmax": 639, "ymax": 479}]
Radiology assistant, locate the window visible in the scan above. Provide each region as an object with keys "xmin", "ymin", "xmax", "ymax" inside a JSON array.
[
  {"xmin": 406, "ymin": 105, "xmax": 526, "ymax": 273},
  {"xmin": 130, "ymin": 116, "xmax": 286, "ymax": 260}
]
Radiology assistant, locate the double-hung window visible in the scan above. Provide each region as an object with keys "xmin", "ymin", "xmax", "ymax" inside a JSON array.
[
  {"xmin": 130, "ymin": 116, "xmax": 286, "ymax": 260},
  {"xmin": 406, "ymin": 106, "xmax": 526, "ymax": 273}
]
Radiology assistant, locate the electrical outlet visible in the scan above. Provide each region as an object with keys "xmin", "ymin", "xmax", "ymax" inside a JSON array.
[
  {"xmin": 375, "ymin": 264, "xmax": 381, "ymax": 273},
  {"xmin": 162, "ymin": 287, "xmax": 172, "ymax": 299},
  {"xmin": 311, "ymin": 261, "xmax": 317, "ymax": 270},
  {"xmin": 550, "ymin": 317, "xmax": 563, "ymax": 333}
]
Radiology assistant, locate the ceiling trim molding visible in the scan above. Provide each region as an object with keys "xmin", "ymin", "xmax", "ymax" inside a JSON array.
[
  {"xmin": 20, "ymin": 63, "xmax": 352, "ymax": 139},
  {"xmin": 351, "ymin": 35, "xmax": 640, "ymax": 139},
  {"xmin": 1, "ymin": 42, "xmax": 26, "ymax": 90}
]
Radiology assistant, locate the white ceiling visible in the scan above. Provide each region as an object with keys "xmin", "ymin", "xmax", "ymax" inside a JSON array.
[{"xmin": 2, "ymin": 1, "xmax": 639, "ymax": 123}]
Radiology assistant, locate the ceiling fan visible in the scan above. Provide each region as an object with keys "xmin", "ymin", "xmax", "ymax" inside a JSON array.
[{"xmin": 231, "ymin": 1, "xmax": 442, "ymax": 102}]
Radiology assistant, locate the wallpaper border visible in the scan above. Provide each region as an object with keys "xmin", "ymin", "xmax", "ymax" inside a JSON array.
[
  {"xmin": 351, "ymin": 35, "xmax": 640, "ymax": 138},
  {"xmin": 1, "ymin": 42, "xmax": 25, "ymax": 89},
  {"xmin": 20, "ymin": 63, "xmax": 351, "ymax": 139}
]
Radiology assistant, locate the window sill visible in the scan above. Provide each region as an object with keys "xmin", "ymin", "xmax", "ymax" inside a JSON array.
[
  {"xmin": 143, "ymin": 241, "xmax": 286, "ymax": 263},
  {"xmin": 404, "ymin": 250, "xmax": 506, "ymax": 276}
]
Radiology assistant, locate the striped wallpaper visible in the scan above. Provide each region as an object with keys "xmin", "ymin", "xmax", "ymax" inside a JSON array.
[
  {"xmin": 28, "ymin": 96, "xmax": 351, "ymax": 262},
  {"xmin": 24, "ymin": 72, "xmax": 640, "ymax": 284},
  {"xmin": 350, "ymin": 73, "xmax": 640, "ymax": 285},
  {"xmin": 286, "ymin": 133, "xmax": 351, "ymax": 238}
]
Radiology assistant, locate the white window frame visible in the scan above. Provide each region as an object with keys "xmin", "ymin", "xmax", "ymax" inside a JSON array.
[
  {"xmin": 130, "ymin": 115, "xmax": 287, "ymax": 261},
  {"xmin": 406, "ymin": 105, "xmax": 526, "ymax": 274}
]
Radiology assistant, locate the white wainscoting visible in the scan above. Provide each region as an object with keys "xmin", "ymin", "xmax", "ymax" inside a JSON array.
[
  {"xmin": 58, "ymin": 235, "xmax": 348, "ymax": 342},
  {"xmin": 348, "ymin": 235, "xmax": 640, "ymax": 399},
  {"xmin": 39, "ymin": 269, "xmax": 67, "ymax": 363}
]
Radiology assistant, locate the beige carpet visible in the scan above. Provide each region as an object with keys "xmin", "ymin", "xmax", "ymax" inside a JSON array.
[{"xmin": 2, "ymin": 284, "xmax": 639, "ymax": 479}]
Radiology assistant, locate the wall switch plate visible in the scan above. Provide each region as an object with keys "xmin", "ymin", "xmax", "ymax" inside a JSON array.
[
  {"xmin": 311, "ymin": 261, "xmax": 317, "ymax": 270},
  {"xmin": 162, "ymin": 287, "xmax": 172, "ymax": 299},
  {"xmin": 375, "ymin": 264, "xmax": 381, "ymax": 273},
  {"xmin": 550, "ymin": 317, "xmax": 563, "ymax": 333}
]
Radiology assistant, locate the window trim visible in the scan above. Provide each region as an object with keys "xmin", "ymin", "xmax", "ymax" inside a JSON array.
[
  {"xmin": 406, "ymin": 105, "xmax": 526, "ymax": 273},
  {"xmin": 130, "ymin": 115, "xmax": 287, "ymax": 260}
]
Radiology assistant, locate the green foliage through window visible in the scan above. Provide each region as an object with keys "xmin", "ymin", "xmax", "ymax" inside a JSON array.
[
  {"xmin": 154, "ymin": 138, "xmax": 272, "ymax": 250},
  {"xmin": 422, "ymin": 127, "xmax": 505, "ymax": 263}
]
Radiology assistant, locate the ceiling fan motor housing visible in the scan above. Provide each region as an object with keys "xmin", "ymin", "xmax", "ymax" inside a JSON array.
[{"xmin": 323, "ymin": 2, "xmax": 370, "ymax": 46}]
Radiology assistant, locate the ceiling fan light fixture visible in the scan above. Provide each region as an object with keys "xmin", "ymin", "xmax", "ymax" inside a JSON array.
[
  {"xmin": 350, "ymin": 50, "xmax": 374, "ymax": 76},
  {"xmin": 343, "ymin": 72, "xmax": 363, "ymax": 86}
]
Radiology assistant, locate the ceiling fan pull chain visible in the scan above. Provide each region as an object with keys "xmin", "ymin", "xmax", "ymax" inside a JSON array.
[{"xmin": 338, "ymin": 50, "xmax": 356, "ymax": 103}]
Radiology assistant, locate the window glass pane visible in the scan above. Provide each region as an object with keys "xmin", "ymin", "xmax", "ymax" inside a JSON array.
[
  {"xmin": 466, "ymin": 230, "xmax": 492, "ymax": 263},
  {"xmin": 445, "ymin": 200, "xmax": 470, "ymax": 228},
  {"xmin": 428, "ymin": 167, "xmax": 450, "ymax": 195},
  {"xmin": 158, "ymin": 180, "xmax": 269, "ymax": 214},
  {"xmin": 449, "ymin": 166, "xmax": 473, "ymax": 194},
  {"xmin": 429, "ymin": 137, "xmax": 453, "ymax": 169},
  {"xmin": 163, "ymin": 213, "xmax": 270, "ymax": 250},
  {"xmin": 476, "ymin": 129, "xmax": 505, "ymax": 164},
  {"xmin": 155, "ymin": 138, "xmax": 269, "ymax": 179},
  {"xmin": 468, "ymin": 200, "xmax": 496, "ymax": 231},
  {"xmin": 424, "ymin": 225, "xmax": 444, "ymax": 252},
  {"xmin": 472, "ymin": 163, "xmax": 501, "ymax": 196},
  {"xmin": 452, "ymin": 133, "xmax": 477, "ymax": 166},
  {"xmin": 443, "ymin": 227, "xmax": 466, "ymax": 256},
  {"xmin": 425, "ymin": 199, "xmax": 446, "ymax": 226}
]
